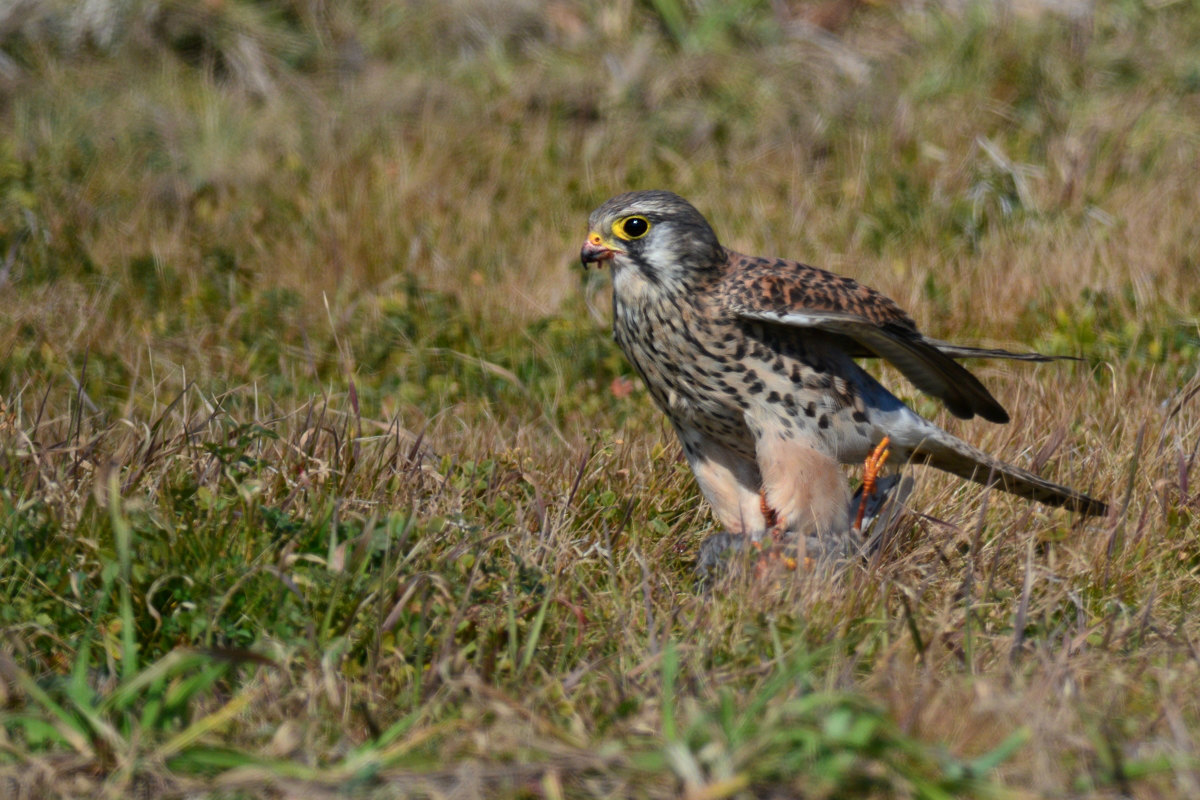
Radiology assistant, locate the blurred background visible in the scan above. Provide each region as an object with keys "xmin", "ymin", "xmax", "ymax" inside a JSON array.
[{"xmin": 2, "ymin": 0, "xmax": 1197, "ymax": 431}]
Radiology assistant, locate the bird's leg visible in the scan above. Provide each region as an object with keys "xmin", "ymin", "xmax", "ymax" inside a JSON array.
[
  {"xmin": 753, "ymin": 490, "xmax": 802, "ymax": 573},
  {"xmin": 759, "ymin": 490, "xmax": 781, "ymax": 538},
  {"xmin": 853, "ymin": 436, "xmax": 891, "ymax": 534}
]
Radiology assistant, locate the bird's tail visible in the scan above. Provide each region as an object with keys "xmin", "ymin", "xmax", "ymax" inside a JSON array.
[{"xmin": 894, "ymin": 425, "xmax": 1108, "ymax": 517}]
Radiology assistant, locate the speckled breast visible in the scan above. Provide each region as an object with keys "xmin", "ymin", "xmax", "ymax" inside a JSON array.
[{"xmin": 611, "ymin": 292, "xmax": 759, "ymax": 455}]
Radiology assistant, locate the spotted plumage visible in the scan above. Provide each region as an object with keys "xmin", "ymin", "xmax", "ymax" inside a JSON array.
[{"xmin": 580, "ymin": 190, "xmax": 1107, "ymax": 544}]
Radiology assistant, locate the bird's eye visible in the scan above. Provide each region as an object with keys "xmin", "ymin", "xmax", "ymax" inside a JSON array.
[{"xmin": 614, "ymin": 215, "xmax": 650, "ymax": 240}]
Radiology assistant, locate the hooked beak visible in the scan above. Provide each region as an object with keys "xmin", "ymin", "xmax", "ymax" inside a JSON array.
[{"xmin": 580, "ymin": 231, "xmax": 621, "ymax": 268}]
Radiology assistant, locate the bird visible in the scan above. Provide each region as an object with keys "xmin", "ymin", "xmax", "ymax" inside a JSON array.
[{"xmin": 579, "ymin": 190, "xmax": 1107, "ymax": 551}]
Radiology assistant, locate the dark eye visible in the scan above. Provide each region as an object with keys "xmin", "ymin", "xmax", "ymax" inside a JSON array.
[{"xmin": 619, "ymin": 216, "xmax": 650, "ymax": 239}]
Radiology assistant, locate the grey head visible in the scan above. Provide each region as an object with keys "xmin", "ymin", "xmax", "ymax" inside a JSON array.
[{"xmin": 579, "ymin": 190, "xmax": 725, "ymax": 288}]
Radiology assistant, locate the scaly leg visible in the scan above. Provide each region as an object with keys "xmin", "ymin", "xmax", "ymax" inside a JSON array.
[
  {"xmin": 759, "ymin": 490, "xmax": 781, "ymax": 537},
  {"xmin": 754, "ymin": 490, "xmax": 804, "ymax": 573},
  {"xmin": 853, "ymin": 436, "xmax": 891, "ymax": 534}
]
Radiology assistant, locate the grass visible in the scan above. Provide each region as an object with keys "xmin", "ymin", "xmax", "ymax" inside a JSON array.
[{"xmin": 1, "ymin": 0, "xmax": 1199, "ymax": 797}]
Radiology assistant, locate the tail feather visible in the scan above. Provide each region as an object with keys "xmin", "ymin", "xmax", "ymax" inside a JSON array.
[{"xmin": 903, "ymin": 428, "xmax": 1108, "ymax": 517}]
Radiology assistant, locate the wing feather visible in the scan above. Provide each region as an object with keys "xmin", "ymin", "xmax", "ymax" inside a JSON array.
[
  {"xmin": 923, "ymin": 340, "xmax": 1081, "ymax": 363},
  {"xmin": 733, "ymin": 308, "xmax": 1011, "ymax": 423},
  {"xmin": 717, "ymin": 250, "xmax": 1080, "ymax": 424}
]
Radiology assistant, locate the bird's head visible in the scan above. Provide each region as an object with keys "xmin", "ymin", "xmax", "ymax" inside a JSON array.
[{"xmin": 580, "ymin": 191, "xmax": 724, "ymax": 290}]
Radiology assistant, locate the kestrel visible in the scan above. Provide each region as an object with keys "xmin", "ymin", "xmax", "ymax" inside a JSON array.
[{"xmin": 580, "ymin": 190, "xmax": 1107, "ymax": 550}]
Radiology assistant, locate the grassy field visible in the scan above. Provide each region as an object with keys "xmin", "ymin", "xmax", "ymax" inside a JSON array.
[{"xmin": 1, "ymin": 1, "xmax": 1199, "ymax": 797}]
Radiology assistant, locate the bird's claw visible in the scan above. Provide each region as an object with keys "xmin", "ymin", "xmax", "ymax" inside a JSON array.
[
  {"xmin": 695, "ymin": 532, "xmax": 814, "ymax": 584},
  {"xmin": 853, "ymin": 436, "xmax": 891, "ymax": 534},
  {"xmin": 751, "ymin": 539, "xmax": 807, "ymax": 576},
  {"xmin": 758, "ymin": 489, "xmax": 790, "ymax": 543}
]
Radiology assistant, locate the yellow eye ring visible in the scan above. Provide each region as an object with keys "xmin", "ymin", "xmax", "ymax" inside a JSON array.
[{"xmin": 613, "ymin": 215, "xmax": 651, "ymax": 241}]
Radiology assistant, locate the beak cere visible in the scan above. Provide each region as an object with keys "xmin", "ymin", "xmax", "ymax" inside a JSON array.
[{"xmin": 580, "ymin": 232, "xmax": 618, "ymax": 268}]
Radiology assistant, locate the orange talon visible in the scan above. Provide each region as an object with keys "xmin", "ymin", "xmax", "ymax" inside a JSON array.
[
  {"xmin": 854, "ymin": 436, "xmax": 891, "ymax": 533},
  {"xmin": 759, "ymin": 489, "xmax": 788, "ymax": 542},
  {"xmin": 759, "ymin": 490, "xmax": 779, "ymax": 530}
]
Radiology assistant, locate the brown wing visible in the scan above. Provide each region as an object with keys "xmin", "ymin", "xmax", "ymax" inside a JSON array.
[{"xmin": 719, "ymin": 250, "xmax": 1013, "ymax": 424}]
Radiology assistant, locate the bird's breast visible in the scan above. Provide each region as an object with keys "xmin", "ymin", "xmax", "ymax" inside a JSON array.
[{"xmin": 612, "ymin": 294, "xmax": 756, "ymax": 448}]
